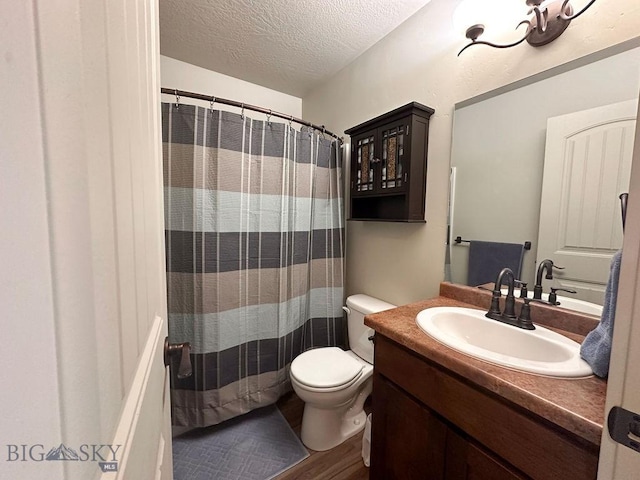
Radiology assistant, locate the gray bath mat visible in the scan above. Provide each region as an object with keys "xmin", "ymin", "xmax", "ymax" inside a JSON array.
[{"xmin": 172, "ymin": 405, "xmax": 309, "ymax": 480}]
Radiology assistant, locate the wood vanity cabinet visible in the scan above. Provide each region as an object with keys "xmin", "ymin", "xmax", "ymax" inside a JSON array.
[
  {"xmin": 370, "ymin": 335, "xmax": 599, "ymax": 480},
  {"xmin": 344, "ymin": 102, "xmax": 434, "ymax": 222}
]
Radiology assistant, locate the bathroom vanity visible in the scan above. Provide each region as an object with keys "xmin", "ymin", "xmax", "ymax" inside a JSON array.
[{"xmin": 365, "ymin": 283, "xmax": 605, "ymax": 480}]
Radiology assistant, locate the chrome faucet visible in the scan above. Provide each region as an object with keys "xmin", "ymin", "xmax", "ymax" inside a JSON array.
[
  {"xmin": 486, "ymin": 267, "xmax": 535, "ymax": 330},
  {"xmin": 533, "ymin": 259, "xmax": 564, "ymax": 299}
]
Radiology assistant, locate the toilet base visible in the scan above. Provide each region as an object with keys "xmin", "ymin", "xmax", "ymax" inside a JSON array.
[
  {"xmin": 291, "ymin": 348, "xmax": 374, "ymax": 452},
  {"xmin": 300, "ymin": 402, "xmax": 368, "ymax": 452}
]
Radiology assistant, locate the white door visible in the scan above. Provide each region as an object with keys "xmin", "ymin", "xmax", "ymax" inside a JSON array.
[
  {"xmin": 1, "ymin": 1, "xmax": 172, "ymax": 480},
  {"xmin": 537, "ymin": 100, "xmax": 637, "ymax": 304},
  {"xmin": 598, "ymin": 96, "xmax": 640, "ymax": 479}
]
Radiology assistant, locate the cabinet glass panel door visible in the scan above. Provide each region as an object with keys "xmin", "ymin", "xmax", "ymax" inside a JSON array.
[
  {"xmin": 381, "ymin": 123, "xmax": 407, "ymax": 191},
  {"xmin": 355, "ymin": 133, "xmax": 375, "ymax": 193}
]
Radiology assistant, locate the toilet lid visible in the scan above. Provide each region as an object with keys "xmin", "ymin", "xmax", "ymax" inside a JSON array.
[{"xmin": 290, "ymin": 347, "xmax": 364, "ymax": 388}]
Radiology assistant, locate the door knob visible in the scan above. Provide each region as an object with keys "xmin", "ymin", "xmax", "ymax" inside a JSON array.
[{"xmin": 164, "ymin": 337, "xmax": 193, "ymax": 379}]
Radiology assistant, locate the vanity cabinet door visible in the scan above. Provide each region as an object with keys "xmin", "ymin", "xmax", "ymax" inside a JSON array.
[
  {"xmin": 370, "ymin": 372, "xmax": 447, "ymax": 480},
  {"xmin": 370, "ymin": 371, "xmax": 526, "ymax": 480},
  {"xmin": 445, "ymin": 428, "xmax": 528, "ymax": 480}
]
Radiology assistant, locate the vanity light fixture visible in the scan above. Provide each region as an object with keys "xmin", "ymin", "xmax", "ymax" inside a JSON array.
[{"xmin": 458, "ymin": 0, "xmax": 596, "ymax": 56}]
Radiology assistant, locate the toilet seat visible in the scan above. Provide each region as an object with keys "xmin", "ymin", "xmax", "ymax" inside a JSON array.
[{"xmin": 291, "ymin": 347, "xmax": 364, "ymax": 390}]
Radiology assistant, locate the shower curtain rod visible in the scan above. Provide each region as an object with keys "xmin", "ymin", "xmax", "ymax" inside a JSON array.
[{"xmin": 161, "ymin": 88, "xmax": 343, "ymax": 143}]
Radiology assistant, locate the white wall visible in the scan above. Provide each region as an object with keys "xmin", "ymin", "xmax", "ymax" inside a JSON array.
[
  {"xmin": 160, "ymin": 55, "xmax": 302, "ymax": 118},
  {"xmin": 303, "ymin": 0, "xmax": 640, "ymax": 306}
]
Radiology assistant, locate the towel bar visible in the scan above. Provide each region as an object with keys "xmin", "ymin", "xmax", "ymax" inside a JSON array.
[{"xmin": 454, "ymin": 236, "xmax": 532, "ymax": 251}]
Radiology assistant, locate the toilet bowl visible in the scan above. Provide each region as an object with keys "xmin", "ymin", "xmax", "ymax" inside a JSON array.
[{"xmin": 290, "ymin": 294, "xmax": 395, "ymax": 451}]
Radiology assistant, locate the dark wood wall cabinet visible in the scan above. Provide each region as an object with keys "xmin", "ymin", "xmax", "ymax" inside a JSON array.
[
  {"xmin": 344, "ymin": 102, "xmax": 434, "ymax": 222},
  {"xmin": 370, "ymin": 335, "xmax": 599, "ymax": 480}
]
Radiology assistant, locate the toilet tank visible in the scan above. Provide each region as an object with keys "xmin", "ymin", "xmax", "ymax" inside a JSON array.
[{"xmin": 345, "ymin": 294, "xmax": 396, "ymax": 364}]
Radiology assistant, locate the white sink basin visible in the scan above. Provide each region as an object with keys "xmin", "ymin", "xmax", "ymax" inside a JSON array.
[
  {"xmin": 416, "ymin": 307, "xmax": 592, "ymax": 378},
  {"xmin": 500, "ymin": 288, "xmax": 603, "ymax": 317}
]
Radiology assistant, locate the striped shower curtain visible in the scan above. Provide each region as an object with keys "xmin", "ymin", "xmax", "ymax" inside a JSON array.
[{"xmin": 162, "ymin": 103, "xmax": 345, "ymax": 427}]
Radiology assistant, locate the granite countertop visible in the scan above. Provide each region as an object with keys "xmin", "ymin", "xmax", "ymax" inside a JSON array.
[{"xmin": 364, "ymin": 283, "xmax": 607, "ymax": 446}]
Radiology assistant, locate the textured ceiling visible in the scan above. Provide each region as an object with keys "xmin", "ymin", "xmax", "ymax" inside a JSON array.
[{"xmin": 159, "ymin": 0, "xmax": 433, "ymax": 97}]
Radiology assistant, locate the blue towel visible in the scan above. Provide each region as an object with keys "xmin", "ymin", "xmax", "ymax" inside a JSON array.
[
  {"xmin": 580, "ymin": 249, "xmax": 623, "ymax": 378},
  {"xmin": 467, "ymin": 241, "xmax": 525, "ymax": 286}
]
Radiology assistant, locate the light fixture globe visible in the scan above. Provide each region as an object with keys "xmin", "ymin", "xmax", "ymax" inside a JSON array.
[{"xmin": 465, "ymin": 24, "xmax": 485, "ymax": 41}]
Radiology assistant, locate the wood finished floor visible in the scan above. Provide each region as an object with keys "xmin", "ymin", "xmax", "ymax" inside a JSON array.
[{"xmin": 274, "ymin": 392, "xmax": 370, "ymax": 480}]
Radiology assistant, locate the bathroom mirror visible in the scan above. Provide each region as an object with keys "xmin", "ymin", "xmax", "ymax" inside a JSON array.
[{"xmin": 449, "ymin": 42, "xmax": 640, "ymax": 307}]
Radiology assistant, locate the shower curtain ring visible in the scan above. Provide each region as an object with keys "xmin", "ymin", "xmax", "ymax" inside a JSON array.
[
  {"xmin": 321, "ymin": 125, "xmax": 326, "ymax": 139},
  {"xmin": 267, "ymin": 110, "xmax": 272, "ymax": 125},
  {"xmin": 210, "ymin": 96, "xmax": 216, "ymax": 112},
  {"xmin": 289, "ymin": 115, "xmax": 293, "ymax": 128},
  {"xmin": 174, "ymin": 89, "xmax": 180, "ymax": 109},
  {"xmin": 241, "ymin": 103, "xmax": 245, "ymax": 120}
]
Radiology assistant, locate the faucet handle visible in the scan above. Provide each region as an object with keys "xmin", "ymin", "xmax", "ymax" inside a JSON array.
[
  {"xmin": 514, "ymin": 280, "xmax": 528, "ymax": 298},
  {"xmin": 487, "ymin": 289, "xmax": 502, "ymax": 316},
  {"xmin": 516, "ymin": 298, "xmax": 535, "ymax": 330},
  {"xmin": 549, "ymin": 287, "xmax": 577, "ymax": 305}
]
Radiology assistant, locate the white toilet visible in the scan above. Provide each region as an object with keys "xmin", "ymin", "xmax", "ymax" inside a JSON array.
[{"xmin": 290, "ymin": 294, "xmax": 395, "ymax": 451}]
